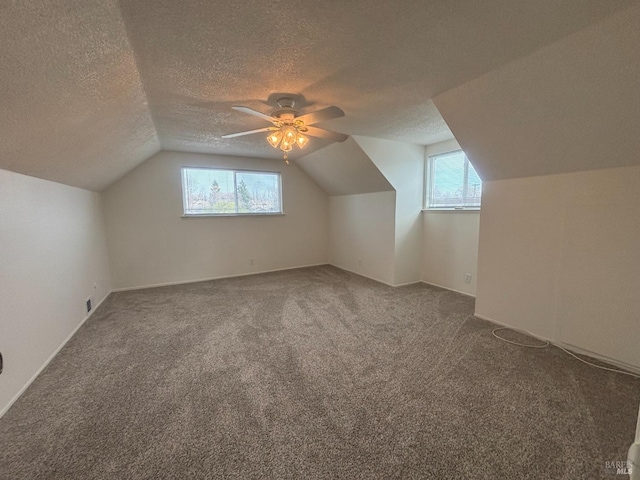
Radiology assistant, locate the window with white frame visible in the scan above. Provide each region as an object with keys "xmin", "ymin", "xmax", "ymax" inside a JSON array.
[
  {"xmin": 425, "ymin": 150, "xmax": 482, "ymax": 209},
  {"xmin": 181, "ymin": 167, "xmax": 282, "ymax": 216}
]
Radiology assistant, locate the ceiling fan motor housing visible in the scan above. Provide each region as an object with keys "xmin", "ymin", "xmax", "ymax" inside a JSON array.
[
  {"xmin": 272, "ymin": 97, "xmax": 300, "ymax": 121},
  {"xmin": 277, "ymin": 97, "xmax": 295, "ymax": 109},
  {"xmin": 277, "ymin": 112, "xmax": 296, "ymax": 124}
]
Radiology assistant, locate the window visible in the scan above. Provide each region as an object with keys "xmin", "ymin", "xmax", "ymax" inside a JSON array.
[
  {"xmin": 181, "ymin": 167, "xmax": 282, "ymax": 216},
  {"xmin": 425, "ymin": 150, "xmax": 482, "ymax": 209}
]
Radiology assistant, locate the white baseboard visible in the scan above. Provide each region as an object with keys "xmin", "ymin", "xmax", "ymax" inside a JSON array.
[
  {"xmin": 395, "ymin": 280, "xmax": 424, "ymax": 287},
  {"xmin": 111, "ymin": 263, "xmax": 329, "ymax": 292},
  {"xmin": 554, "ymin": 341, "xmax": 640, "ymax": 376},
  {"xmin": 115, "ymin": 264, "xmax": 423, "ymax": 295},
  {"xmin": 473, "ymin": 314, "xmax": 552, "ymax": 343},
  {"xmin": 334, "ymin": 266, "xmax": 394, "ymax": 287},
  {"xmin": 474, "ymin": 313, "xmax": 640, "ymax": 375},
  {"xmin": 420, "ymin": 280, "xmax": 476, "ymax": 298},
  {"xmin": 328, "ymin": 264, "xmax": 422, "ymax": 288},
  {"xmin": 0, "ymin": 293, "xmax": 110, "ymax": 419}
]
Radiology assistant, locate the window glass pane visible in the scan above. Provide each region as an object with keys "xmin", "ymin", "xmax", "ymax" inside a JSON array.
[
  {"xmin": 181, "ymin": 167, "xmax": 282, "ymax": 215},
  {"xmin": 183, "ymin": 168, "xmax": 236, "ymax": 214},
  {"xmin": 235, "ymin": 172, "xmax": 281, "ymax": 213},
  {"xmin": 465, "ymin": 162, "xmax": 482, "ymax": 207},
  {"xmin": 430, "ymin": 150, "xmax": 466, "ymax": 208},
  {"xmin": 426, "ymin": 150, "xmax": 482, "ymax": 209}
]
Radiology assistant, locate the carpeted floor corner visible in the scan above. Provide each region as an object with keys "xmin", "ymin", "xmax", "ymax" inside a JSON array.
[{"xmin": 1, "ymin": 265, "xmax": 638, "ymax": 479}]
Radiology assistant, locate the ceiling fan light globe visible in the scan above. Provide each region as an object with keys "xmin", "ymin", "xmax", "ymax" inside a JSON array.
[
  {"xmin": 296, "ymin": 133, "xmax": 309, "ymax": 149},
  {"xmin": 280, "ymin": 140, "xmax": 293, "ymax": 152},
  {"xmin": 282, "ymin": 125, "xmax": 297, "ymax": 143},
  {"xmin": 267, "ymin": 130, "xmax": 282, "ymax": 148}
]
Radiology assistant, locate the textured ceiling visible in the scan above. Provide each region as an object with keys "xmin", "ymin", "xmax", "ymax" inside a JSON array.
[
  {"xmin": 0, "ymin": 0, "xmax": 633, "ymax": 190},
  {"xmin": 0, "ymin": 1, "xmax": 159, "ymax": 191},
  {"xmin": 117, "ymin": 0, "xmax": 630, "ymax": 163}
]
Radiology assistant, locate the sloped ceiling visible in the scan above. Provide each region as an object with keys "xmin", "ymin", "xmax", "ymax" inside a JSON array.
[
  {"xmin": 434, "ymin": 3, "xmax": 640, "ymax": 181},
  {"xmin": 296, "ymin": 138, "xmax": 393, "ymax": 196},
  {"xmin": 0, "ymin": 0, "xmax": 633, "ymax": 191},
  {"xmin": 0, "ymin": 1, "xmax": 159, "ymax": 191}
]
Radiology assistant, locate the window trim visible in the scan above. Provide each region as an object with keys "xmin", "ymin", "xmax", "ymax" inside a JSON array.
[
  {"xmin": 424, "ymin": 149, "xmax": 482, "ymax": 211},
  {"xmin": 181, "ymin": 166, "xmax": 284, "ymax": 217}
]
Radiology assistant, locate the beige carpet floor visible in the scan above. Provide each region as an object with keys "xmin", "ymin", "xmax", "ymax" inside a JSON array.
[{"xmin": 1, "ymin": 265, "xmax": 638, "ymax": 479}]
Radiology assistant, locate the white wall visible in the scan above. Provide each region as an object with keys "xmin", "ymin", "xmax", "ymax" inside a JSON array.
[
  {"xmin": 354, "ymin": 137, "xmax": 425, "ymax": 286},
  {"xmin": 422, "ymin": 212, "xmax": 479, "ymax": 296},
  {"xmin": 0, "ymin": 169, "xmax": 111, "ymax": 416},
  {"xmin": 476, "ymin": 165, "xmax": 640, "ymax": 370},
  {"xmin": 102, "ymin": 151, "xmax": 329, "ymax": 290},
  {"xmin": 329, "ymin": 192, "xmax": 396, "ymax": 285},
  {"xmin": 421, "ymin": 139, "xmax": 480, "ymax": 296}
]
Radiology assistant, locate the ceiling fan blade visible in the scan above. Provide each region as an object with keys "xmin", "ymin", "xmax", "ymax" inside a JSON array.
[
  {"xmin": 295, "ymin": 106, "xmax": 345, "ymax": 126},
  {"xmin": 232, "ymin": 106, "xmax": 276, "ymax": 123},
  {"xmin": 304, "ymin": 126, "xmax": 349, "ymax": 142},
  {"xmin": 222, "ymin": 127, "xmax": 272, "ymax": 139}
]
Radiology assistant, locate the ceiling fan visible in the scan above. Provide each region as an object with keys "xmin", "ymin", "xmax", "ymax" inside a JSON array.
[{"xmin": 222, "ymin": 97, "xmax": 348, "ymax": 163}]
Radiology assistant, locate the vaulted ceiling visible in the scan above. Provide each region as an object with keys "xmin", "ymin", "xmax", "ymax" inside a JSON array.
[
  {"xmin": 0, "ymin": 0, "xmax": 634, "ymax": 191},
  {"xmin": 435, "ymin": 2, "xmax": 640, "ymax": 181}
]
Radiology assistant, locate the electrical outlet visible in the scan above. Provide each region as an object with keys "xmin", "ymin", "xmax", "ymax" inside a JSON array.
[
  {"xmin": 249, "ymin": 258, "xmax": 255, "ymax": 265},
  {"xmin": 464, "ymin": 273, "xmax": 472, "ymax": 284},
  {"xmin": 86, "ymin": 297, "xmax": 92, "ymax": 314},
  {"xmin": 357, "ymin": 258, "xmax": 362, "ymax": 266}
]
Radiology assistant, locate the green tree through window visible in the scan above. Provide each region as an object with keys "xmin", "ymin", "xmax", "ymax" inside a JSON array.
[
  {"xmin": 237, "ymin": 179, "xmax": 251, "ymax": 212},
  {"xmin": 209, "ymin": 179, "xmax": 220, "ymax": 204}
]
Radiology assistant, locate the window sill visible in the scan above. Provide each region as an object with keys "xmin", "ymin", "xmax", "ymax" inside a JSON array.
[
  {"xmin": 422, "ymin": 208, "xmax": 480, "ymax": 214},
  {"xmin": 182, "ymin": 213, "xmax": 285, "ymax": 218}
]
